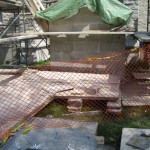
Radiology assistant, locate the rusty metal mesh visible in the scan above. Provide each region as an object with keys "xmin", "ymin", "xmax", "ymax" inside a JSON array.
[{"xmin": 0, "ymin": 46, "xmax": 150, "ymax": 145}]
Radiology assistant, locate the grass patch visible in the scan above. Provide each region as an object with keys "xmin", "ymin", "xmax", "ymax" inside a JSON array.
[
  {"xmin": 32, "ymin": 60, "xmax": 50, "ymax": 67},
  {"xmin": 98, "ymin": 114, "xmax": 150, "ymax": 145},
  {"xmin": 36, "ymin": 103, "xmax": 69, "ymax": 118},
  {"xmin": 36, "ymin": 102, "xmax": 150, "ymax": 146}
]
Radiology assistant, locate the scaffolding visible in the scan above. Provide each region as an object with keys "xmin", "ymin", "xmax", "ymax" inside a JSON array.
[{"xmin": 0, "ymin": 0, "xmax": 50, "ymax": 65}]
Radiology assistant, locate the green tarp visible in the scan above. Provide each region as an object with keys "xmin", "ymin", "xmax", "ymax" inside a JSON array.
[{"xmin": 36, "ymin": 0, "xmax": 133, "ymax": 26}]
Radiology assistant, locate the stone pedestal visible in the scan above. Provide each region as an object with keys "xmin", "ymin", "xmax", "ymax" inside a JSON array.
[{"xmin": 67, "ymin": 99, "xmax": 83, "ymax": 113}]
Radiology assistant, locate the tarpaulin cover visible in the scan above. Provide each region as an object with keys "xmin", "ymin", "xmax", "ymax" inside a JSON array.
[{"xmin": 36, "ymin": 0, "xmax": 133, "ymax": 26}]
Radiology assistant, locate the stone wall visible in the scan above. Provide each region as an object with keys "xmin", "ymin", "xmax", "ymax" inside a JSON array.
[
  {"xmin": 138, "ymin": 0, "xmax": 148, "ymax": 31},
  {"xmin": 0, "ymin": 0, "xmax": 150, "ymax": 64},
  {"xmin": 49, "ymin": 7, "xmax": 125, "ymax": 61},
  {"xmin": 123, "ymin": 0, "xmax": 138, "ymax": 32}
]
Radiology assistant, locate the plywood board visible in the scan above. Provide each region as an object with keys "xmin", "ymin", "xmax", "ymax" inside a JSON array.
[
  {"xmin": 0, "ymin": 70, "xmax": 120, "ymax": 138},
  {"xmin": 23, "ymin": 71, "xmax": 120, "ymax": 100},
  {"xmin": 34, "ymin": 71, "xmax": 120, "ymax": 84},
  {"xmin": 55, "ymin": 84, "xmax": 120, "ymax": 100}
]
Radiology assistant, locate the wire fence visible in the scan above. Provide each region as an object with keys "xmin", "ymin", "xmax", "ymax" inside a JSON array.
[{"xmin": 0, "ymin": 46, "xmax": 150, "ymax": 145}]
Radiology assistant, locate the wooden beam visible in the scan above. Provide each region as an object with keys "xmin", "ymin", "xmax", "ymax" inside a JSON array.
[
  {"xmin": 0, "ymin": 35, "xmax": 39, "ymax": 44},
  {"xmin": 11, "ymin": 31, "xmax": 135, "ymax": 36},
  {"xmin": 36, "ymin": 0, "xmax": 45, "ymax": 11}
]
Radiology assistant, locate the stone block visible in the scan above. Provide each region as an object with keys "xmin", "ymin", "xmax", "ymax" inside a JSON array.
[
  {"xmin": 107, "ymin": 98, "xmax": 122, "ymax": 109},
  {"xmin": 95, "ymin": 136, "xmax": 105, "ymax": 145},
  {"xmin": 67, "ymin": 106, "xmax": 82, "ymax": 112},
  {"xmin": 107, "ymin": 108, "xmax": 122, "ymax": 115},
  {"xmin": 68, "ymin": 99, "xmax": 83, "ymax": 108},
  {"xmin": 138, "ymin": 0, "xmax": 148, "ymax": 31}
]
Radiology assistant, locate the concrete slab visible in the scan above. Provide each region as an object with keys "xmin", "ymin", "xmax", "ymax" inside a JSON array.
[
  {"xmin": 120, "ymin": 128, "xmax": 150, "ymax": 150},
  {"xmin": 26, "ymin": 117, "xmax": 98, "ymax": 135},
  {"xmin": 1, "ymin": 128, "xmax": 97, "ymax": 150}
]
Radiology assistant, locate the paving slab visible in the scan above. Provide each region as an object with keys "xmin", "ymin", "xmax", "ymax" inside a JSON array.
[
  {"xmin": 1, "ymin": 128, "xmax": 97, "ymax": 150},
  {"xmin": 120, "ymin": 128, "xmax": 150, "ymax": 150},
  {"xmin": 25, "ymin": 117, "xmax": 98, "ymax": 135}
]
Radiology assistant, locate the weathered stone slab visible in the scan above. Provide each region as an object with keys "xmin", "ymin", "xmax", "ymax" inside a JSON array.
[
  {"xmin": 120, "ymin": 128, "xmax": 150, "ymax": 150},
  {"xmin": 26, "ymin": 117, "xmax": 98, "ymax": 135},
  {"xmin": 1, "ymin": 128, "xmax": 97, "ymax": 150}
]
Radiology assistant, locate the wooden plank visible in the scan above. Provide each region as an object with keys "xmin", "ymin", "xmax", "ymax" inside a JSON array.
[
  {"xmin": 35, "ymin": 71, "xmax": 120, "ymax": 84},
  {"xmin": 0, "ymin": 69, "xmax": 24, "ymax": 75},
  {"xmin": 55, "ymin": 84, "xmax": 120, "ymax": 100},
  {"xmin": 51, "ymin": 62, "xmax": 93, "ymax": 69},
  {"xmin": 122, "ymin": 96, "xmax": 150, "ymax": 106},
  {"xmin": 0, "ymin": 71, "xmax": 74, "ymax": 138},
  {"xmin": 0, "ymin": 35, "xmax": 38, "ymax": 44},
  {"xmin": 36, "ymin": 0, "xmax": 45, "ymax": 10},
  {"xmin": 22, "ymin": 71, "xmax": 120, "ymax": 100},
  {"xmin": 27, "ymin": 0, "xmax": 37, "ymax": 16},
  {"xmin": 12, "ymin": 31, "xmax": 135, "ymax": 36},
  {"xmin": 32, "ymin": 0, "xmax": 40, "ymax": 11},
  {"xmin": 133, "ymin": 72, "xmax": 150, "ymax": 80},
  {"xmin": 24, "ymin": 0, "xmax": 35, "ymax": 16},
  {"xmin": 22, "ymin": 70, "xmax": 120, "ymax": 100}
]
